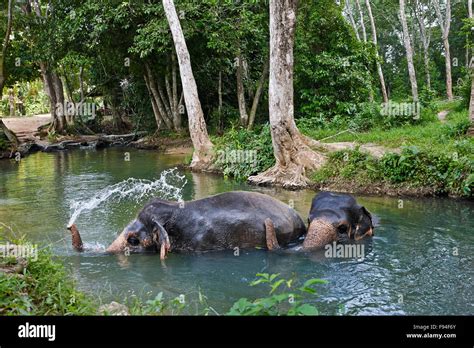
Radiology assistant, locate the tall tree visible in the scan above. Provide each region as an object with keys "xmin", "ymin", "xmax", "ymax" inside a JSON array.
[
  {"xmin": 365, "ymin": 0, "xmax": 388, "ymax": 102},
  {"xmin": 345, "ymin": 0, "xmax": 361, "ymax": 41},
  {"xmin": 468, "ymin": 0, "xmax": 474, "ymax": 129},
  {"xmin": 415, "ymin": 0, "xmax": 432, "ymax": 90},
  {"xmin": 248, "ymin": 0, "xmax": 325, "ymax": 188},
  {"xmin": 0, "ymin": 0, "xmax": 13, "ymax": 100},
  {"xmin": 399, "ymin": 0, "xmax": 419, "ymax": 101},
  {"xmin": 433, "ymin": 0, "xmax": 453, "ymax": 100},
  {"xmin": 355, "ymin": 0, "xmax": 367, "ymax": 42},
  {"xmin": 162, "ymin": 0, "xmax": 214, "ymax": 169}
]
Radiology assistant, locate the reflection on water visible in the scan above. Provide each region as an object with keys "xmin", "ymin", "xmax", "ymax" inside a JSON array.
[{"xmin": 0, "ymin": 148, "xmax": 473, "ymax": 315}]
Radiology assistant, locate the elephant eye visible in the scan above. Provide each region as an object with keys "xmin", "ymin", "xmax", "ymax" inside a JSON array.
[
  {"xmin": 128, "ymin": 236, "xmax": 140, "ymax": 246},
  {"xmin": 337, "ymin": 224, "xmax": 348, "ymax": 234}
]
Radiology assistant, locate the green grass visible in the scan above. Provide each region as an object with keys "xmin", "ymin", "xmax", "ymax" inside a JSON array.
[
  {"xmin": 0, "ymin": 241, "xmax": 97, "ymax": 315},
  {"xmin": 1, "ymin": 235, "xmax": 327, "ymax": 315},
  {"xmin": 301, "ymin": 108, "xmax": 473, "ymax": 158}
]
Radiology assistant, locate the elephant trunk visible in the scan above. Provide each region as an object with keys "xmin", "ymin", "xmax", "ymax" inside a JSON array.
[
  {"xmin": 106, "ymin": 231, "xmax": 127, "ymax": 253},
  {"xmin": 302, "ymin": 219, "xmax": 337, "ymax": 250}
]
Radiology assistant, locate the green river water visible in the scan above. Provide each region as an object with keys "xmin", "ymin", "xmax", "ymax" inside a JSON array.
[{"xmin": 0, "ymin": 147, "xmax": 472, "ymax": 315}]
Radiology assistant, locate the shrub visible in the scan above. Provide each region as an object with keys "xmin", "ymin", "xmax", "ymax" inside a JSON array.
[
  {"xmin": 213, "ymin": 124, "xmax": 274, "ymax": 180},
  {"xmin": 312, "ymin": 148, "xmax": 473, "ymax": 197},
  {"xmin": 227, "ymin": 273, "xmax": 326, "ymax": 316}
]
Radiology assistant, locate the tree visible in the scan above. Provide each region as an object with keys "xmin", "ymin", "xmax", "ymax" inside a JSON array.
[
  {"xmin": 433, "ymin": 0, "xmax": 453, "ymax": 100},
  {"xmin": 162, "ymin": 0, "xmax": 213, "ymax": 170},
  {"xmin": 355, "ymin": 0, "xmax": 367, "ymax": 43},
  {"xmin": 468, "ymin": 0, "xmax": 474, "ymax": 129},
  {"xmin": 399, "ymin": 0, "xmax": 418, "ymax": 101},
  {"xmin": 345, "ymin": 0, "xmax": 361, "ymax": 41},
  {"xmin": 0, "ymin": 0, "xmax": 13, "ymax": 99},
  {"xmin": 248, "ymin": 0, "xmax": 325, "ymax": 188},
  {"xmin": 365, "ymin": 0, "xmax": 388, "ymax": 102},
  {"xmin": 415, "ymin": 0, "xmax": 432, "ymax": 91}
]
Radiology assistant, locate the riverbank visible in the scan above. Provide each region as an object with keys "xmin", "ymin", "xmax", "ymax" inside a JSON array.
[
  {"xmin": 1, "ymin": 100, "xmax": 472, "ymax": 198},
  {"xmin": 0, "ymin": 235, "xmax": 323, "ymax": 316}
]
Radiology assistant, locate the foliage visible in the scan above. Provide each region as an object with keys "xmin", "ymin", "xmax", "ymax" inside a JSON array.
[
  {"xmin": 227, "ymin": 273, "xmax": 326, "ymax": 316},
  {"xmin": 294, "ymin": 0, "xmax": 375, "ymax": 122},
  {"xmin": 213, "ymin": 124, "xmax": 274, "ymax": 181},
  {"xmin": 0, "ymin": 238, "xmax": 96, "ymax": 315},
  {"xmin": 312, "ymin": 145, "xmax": 473, "ymax": 197}
]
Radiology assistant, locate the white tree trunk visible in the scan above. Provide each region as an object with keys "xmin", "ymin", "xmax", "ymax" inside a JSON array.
[
  {"xmin": 163, "ymin": 0, "xmax": 213, "ymax": 169},
  {"xmin": 415, "ymin": 0, "xmax": 432, "ymax": 90},
  {"xmin": 345, "ymin": 0, "xmax": 361, "ymax": 41},
  {"xmin": 433, "ymin": 0, "xmax": 453, "ymax": 100},
  {"xmin": 248, "ymin": 57, "xmax": 269, "ymax": 130},
  {"xmin": 468, "ymin": 0, "xmax": 474, "ymax": 130},
  {"xmin": 236, "ymin": 54, "xmax": 248, "ymax": 127},
  {"xmin": 365, "ymin": 0, "xmax": 388, "ymax": 102},
  {"xmin": 355, "ymin": 0, "xmax": 367, "ymax": 42},
  {"xmin": 248, "ymin": 0, "xmax": 326, "ymax": 189},
  {"xmin": 399, "ymin": 0, "xmax": 418, "ymax": 101}
]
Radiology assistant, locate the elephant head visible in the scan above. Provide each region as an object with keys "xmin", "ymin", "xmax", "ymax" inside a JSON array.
[
  {"xmin": 106, "ymin": 218, "xmax": 171, "ymax": 259},
  {"xmin": 302, "ymin": 193, "xmax": 374, "ymax": 250}
]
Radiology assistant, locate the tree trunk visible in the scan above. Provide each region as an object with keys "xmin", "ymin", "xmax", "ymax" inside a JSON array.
[
  {"xmin": 248, "ymin": 0, "xmax": 326, "ymax": 189},
  {"xmin": 248, "ymin": 57, "xmax": 269, "ymax": 130},
  {"xmin": 79, "ymin": 65, "xmax": 85, "ymax": 103},
  {"xmin": 52, "ymin": 73, "xmax": 67, "ymax": 129},
  {"xmin": 469, "ymin": 72, "xmax": 474, "ymax": 125},
  {"xmin": 40, "ymin": 63, "xmax": 64, "ymax": 133},
  {"xmin": 0, "ymin": 0, "xmax": 13, "ymax": 100},
  {"xmin": 171, "ymin": 50, "xmax": 182, "ymax": 132},
  {"xmin": 345, "ymin": 0, "xmax": 361, "ymax": 41},
  {"xmin": 144, "ymin": 62, "xmax": 173, "ymax": 129},
  {"xmin": 163, "ymin": 0, "xmax": 214, "ymax": 170},
  {"xmin": 144, "ymin": 73, "xmax": 164, "ymax": 130},
  {"xmin": 355, "ymin": 0, "xmax": 367, "ymax": 42},
  {"xmin": 399, "ymin": 0, "xmax": 418, "ymax": 101},
  {"xmin": 365, "ymin": 0, "xmax": 388, "ymax": 102},
  {"xmin": 0, "ymin": 118, "xmax": 19, "ymax": 145},
  {"xmin": 61, "ymin": 74, "xmax": 75, "ymax": 125},
  {"xmin": 218, "ymin": 71, "xmax": 223, "ymax": 132},
  {"xmin": 415, "ymin": 0, "xmax": 432, "ymax": 90},
  {"xmin": 433, "ymin": 0, "xmax": 453, "ymax": 100},
  {"xmin": 236, "ymin": 53, "xmax": 248, "ymax": 127}
]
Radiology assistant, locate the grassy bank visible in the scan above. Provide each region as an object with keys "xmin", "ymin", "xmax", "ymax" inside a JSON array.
[
  {"xmin": 212, "ymin": 101, "xmax": 473, "ymax": 198},
  {"xmin": 0, "ymin": 237, "xmax": 325, "ymax": 316},
  {"xmin": 0, "ymin": 241, "xmax": 96, "ymax": 315}
]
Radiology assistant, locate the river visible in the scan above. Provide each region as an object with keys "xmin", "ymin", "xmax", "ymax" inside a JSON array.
[{"xmin": 0, "ymin": 147, "xmax": 472, "ymax": 315}]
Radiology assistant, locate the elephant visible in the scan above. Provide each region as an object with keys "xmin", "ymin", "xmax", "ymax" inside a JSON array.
[
  {"xmin": 266, "ymin": 191, "xmax": 374, "ymax": 251},
  {"xmin": 68, "ymin": 191, "xmax": 374, "ymax": 258},
  {"xmin": 104, "ymin": 191, "xmax": 307, "ymax": 258}
]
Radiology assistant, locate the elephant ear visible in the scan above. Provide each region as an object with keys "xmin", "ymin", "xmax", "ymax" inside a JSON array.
[{"xmin": 360, "ymin": 206, "xmax": 373, "ymax": 228}]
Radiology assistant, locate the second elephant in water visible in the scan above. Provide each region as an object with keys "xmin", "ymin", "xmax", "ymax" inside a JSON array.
[{"xmin": 267, "ymin": 191, "xmax": 374, "ymax": 251}]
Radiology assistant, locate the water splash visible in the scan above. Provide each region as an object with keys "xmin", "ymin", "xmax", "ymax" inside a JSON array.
[{"xmin": 67, "ymin": 168, "xmax": 186, "ymax": 227}]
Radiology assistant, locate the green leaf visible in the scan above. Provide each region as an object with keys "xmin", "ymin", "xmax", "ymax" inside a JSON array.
[
  {"xmin": 303, "ymin": 279, "xmax": 328, "ymax": 287},
  {"xmin": 297, "ymin": 304, "xmax": 319, "ymax": 316},
  {"xmin": 270, "ymin": 279, "xmax": 285, "ymax": 294}
]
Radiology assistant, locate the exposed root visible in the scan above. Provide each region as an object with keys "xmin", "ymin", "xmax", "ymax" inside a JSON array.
[{"xmin": 249, "ymin": 137, "xmax": 326, "ymax": 189}]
